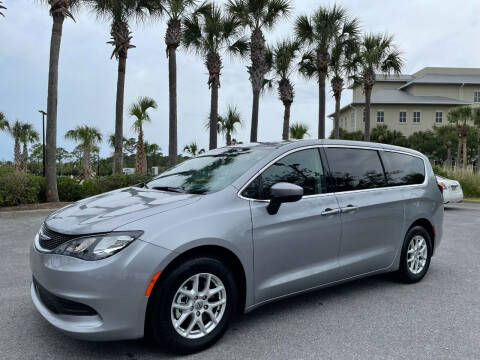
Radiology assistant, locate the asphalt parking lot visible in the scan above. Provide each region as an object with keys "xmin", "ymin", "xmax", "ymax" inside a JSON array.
[{"xmin": 1, "ymin": 203, "xmax": 479, "ymax": 360}]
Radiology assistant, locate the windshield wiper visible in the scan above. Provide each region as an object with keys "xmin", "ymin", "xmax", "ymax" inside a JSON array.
[{"xmin": 151, "ymin": 186, "xmax": 186, "ymax": 193}]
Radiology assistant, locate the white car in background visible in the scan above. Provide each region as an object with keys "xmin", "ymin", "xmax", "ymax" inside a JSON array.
[{"xmin": 436, "ymin": 176, "xmax": 463, "ymax": 204}]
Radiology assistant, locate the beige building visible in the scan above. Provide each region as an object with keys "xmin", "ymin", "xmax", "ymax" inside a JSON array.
[{"xmin": 331, "ymin": 67, "xmax": 480, "ymax": 136}]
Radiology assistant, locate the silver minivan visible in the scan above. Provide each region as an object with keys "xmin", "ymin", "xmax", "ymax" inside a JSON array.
[{"xmin": 30, "ymin": 140, "xmax": 443, "ymax": 354}]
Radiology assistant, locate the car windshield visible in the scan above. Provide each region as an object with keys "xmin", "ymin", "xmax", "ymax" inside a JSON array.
[{"xmin": 146, "ymin": 147, "xmax": 272, "ymax": 194}]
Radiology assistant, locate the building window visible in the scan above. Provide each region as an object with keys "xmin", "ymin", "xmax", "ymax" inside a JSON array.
[
  {"xmin": 413, "ymin": 111, "xmax": 421, "ymax": 123},
  {"xmin": 399, "ymin": 111, "xmax": 406, "ymax": 123},
  {"xmin": 351, "ymin": 112, "xmax": 355, "ymax": 128},
  {"xmin": 435, "ymin": 111, "xmax": 443, "ymax": 123},
  {"xmin": 474, "ymin": 91, "xmax": 480, "ymax": 103},
  {"xmin": 376, "ymin": 111, "xmax": 384, "ymax": 123}
]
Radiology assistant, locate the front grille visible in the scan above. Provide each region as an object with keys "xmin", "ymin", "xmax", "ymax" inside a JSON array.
[
  {"xmin": 33, "ymin": 278, "xmax": 97, "ymax": 316},
  {"xmin": 39, "ymin": 224, "xmax": 77, "ymax": 250}
]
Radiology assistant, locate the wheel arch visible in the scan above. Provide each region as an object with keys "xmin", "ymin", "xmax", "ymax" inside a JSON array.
[{"xmin": 407, "ymin": 218, "xmax": 436, "ymax": 254}]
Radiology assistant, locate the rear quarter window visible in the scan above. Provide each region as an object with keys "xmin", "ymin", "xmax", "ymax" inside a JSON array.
[{"xmin": 380, "ymin": 151, "xmax": 425, "ymax": 186}]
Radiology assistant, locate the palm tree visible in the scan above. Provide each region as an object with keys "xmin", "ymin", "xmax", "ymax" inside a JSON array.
[
  {"xmin": 183, "ymin": 142, "xmax": 205, "ymax": 157},
  {"xmin": 448, "ymin": 106, "xmax": 471, "ymax": 169},
  {"xmin": 65, "ymin": 125, "xmax": 102, "ymax": 179},
  {"xmin": 0, "ymin": 1, "xmax": 7, "ymax": 17},
  {"xmin": 144, "ymin": 0, "xmax": 202, "ymax": 166},
  {"xmin": 295, "ymin": 4, "xmax": 353, "ymax": 139},
  {"xmin": 269, "ymin": 39, "xmax": 299, "ymax": 140},
  {"xmin": 42, "ymin": 0, "xmax": 82, "ymax": 201},
  {"xmin": 129, "ymin": 96, "xmax": 158, "ymax": 174},
  {"xmin": 227, "ymin": 0, "xmax": 291, "ymax": 143},
  {"xmin": 20, "ymin": 123, "xmax": 40, "ymax": 172},
  {"xmin": 0, "ymin": 119, "xmax": 24, "ymax": 171},
  {"xmin": 183, "ymin": 2, "xmax": 247, "ymax": 150},
  {"xmin": 89, "ymin": 0, "xmax": 148, "ymax": 174},
  {"xmin": 350, "ymin": 33, "xmax": 403, "ymax": 141},
  {"xmin": 289, "ymin": 122, "xmax": 309, "ymax": 139},
  {"xmin": 472, "ymin": 107, "xmax": 480, "ymax": 172},
  {"xmin": 218, "ymin": 106, "xmax": 242, "ymax": 146},
  {"xmin": 144, "ymin": 141, "xmax": 161, "ymax": 168},
  {"xmin": 56, "ymin": 147, "xmax": 70, "ymax": 176}
]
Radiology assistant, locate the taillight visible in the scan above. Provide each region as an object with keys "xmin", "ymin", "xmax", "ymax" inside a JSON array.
[{"xmin": 437, "ymin": 181, "xmax": 444, "ymax": 194}]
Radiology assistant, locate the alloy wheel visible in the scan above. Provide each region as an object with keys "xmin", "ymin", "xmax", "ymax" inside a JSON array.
[{"xmin": 407, "ymin": 235, "xmax": 428, "ymax": 275}]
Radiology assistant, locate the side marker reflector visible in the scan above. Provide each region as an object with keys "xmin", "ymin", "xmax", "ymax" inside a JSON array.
[{"xmin": 145, "ymin": 271, "xmax": 162, "ymax": 297}]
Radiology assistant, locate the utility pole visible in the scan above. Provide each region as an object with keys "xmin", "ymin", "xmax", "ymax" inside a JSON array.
[{"xmin": 38, "ymin": 110, "xmax": 47, "ymax": 177}]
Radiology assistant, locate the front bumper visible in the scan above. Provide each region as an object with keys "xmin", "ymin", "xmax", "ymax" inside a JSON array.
[{"xmin": 30, "ymin": 238, "xmax": 172, "ymax": 341}]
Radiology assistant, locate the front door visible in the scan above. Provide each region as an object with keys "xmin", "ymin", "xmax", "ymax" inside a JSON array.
[{"xmin": 242, "ymin": 148, "xmax": 342, "ymax": 304}]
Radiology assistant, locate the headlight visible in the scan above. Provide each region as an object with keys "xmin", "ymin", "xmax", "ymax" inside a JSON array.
[{"xmin": 52, "ymin": 231, "xmax": 143, "ymax": 261}]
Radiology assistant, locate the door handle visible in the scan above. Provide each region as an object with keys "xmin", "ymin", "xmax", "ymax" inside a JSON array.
[
  {"xmin": 341, "ymin": 205, "xmax": 359, "ymax": 213},
  {"xmin": 321, "ymin": 208, "xmax": 341, "ymax": 216}
]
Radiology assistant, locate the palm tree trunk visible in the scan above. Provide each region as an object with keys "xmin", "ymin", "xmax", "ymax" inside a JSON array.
[
  {"xmin": 318, "ymin": 75, "xmax": 326, "ymax": 139},
  {"xmin": 83, "ymin": 145, "xmax": 92, "ymax": 180},
  {"xmin": 226, "ymin": 131, "xmax": 232, "ymax": 146},
  {"xmin": 334, "ymin": 93, "xmax": 341, "ymax": 139},
  {"xmin": 462, "ymin": 135, "xmax": 468, "ymax": 169},
  {"xmin": 14, "ymin": 139, "xmax": 21, "ymax": 172},
  {"xmin": 456, "ymin": 133, "xmax": 462, "ymax": 168},
  {"xmin": 168, "ymin": 47, "xmax": 178, "ymax": 166},
  {"xmin": 477, "ymin": 126, "xmax": 480, "ymax": 172},
  {"xmin": 364, "ymin": 86, "xmax": 372, "ymax": 141},
  {"xmin": 282, "ymin": 102, "xmax": 291, "ymax": 140},
  {"xmin": 251, "ymin": 89, "xmax": 260, "ymax": 142},
  {"xmin": 136, "ymin": 125, "xmax": 146, "ymax": 174},
  {"xmin": 209, "ymin": 82, "xmax": 218, "ymax": 150},
  {"xmin": 446, "ymin": 146, "xmax": 452, "ymax": 168},
  {"xmin": 22, "ymin": 142, "xmax": 28, "ymax": 172},
  {"xmin": 113, "ymin": 55, "xmax": 126, "ymax": 174},
  {"xmin": 45, "ymin": 14, "xmax": 64, "ymax": 202}
]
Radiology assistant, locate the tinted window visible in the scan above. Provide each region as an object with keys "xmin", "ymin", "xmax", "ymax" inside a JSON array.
[
  {"xmin": 325, "ymin": 148, "xmax": 386, "ymax": 192},
  {"xmin": 243, "ymin": 149, "xmax": 325, "ymax": 200},
  {"xmin": 380, "ymin": 151, "xmax": 425, "ymax": 186}
]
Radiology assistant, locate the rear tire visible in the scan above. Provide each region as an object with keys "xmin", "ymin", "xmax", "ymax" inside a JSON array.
[
  {"xmin": 397, "ymin": 226, "xmax": 432, "ymax": 283},
  {"xmin": 148, "ymin": 257, "xmax": 237, "ymax": 354}
]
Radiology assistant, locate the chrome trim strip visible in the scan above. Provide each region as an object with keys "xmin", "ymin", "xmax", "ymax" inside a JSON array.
[{"xmin": 237, "ymin": 144, "xmax": 428, "ymax": 201}]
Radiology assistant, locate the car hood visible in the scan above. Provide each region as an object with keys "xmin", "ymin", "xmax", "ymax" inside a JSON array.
[{"xmin": 45, "ymin": 187, "xmax": 202, "ymax": 234}]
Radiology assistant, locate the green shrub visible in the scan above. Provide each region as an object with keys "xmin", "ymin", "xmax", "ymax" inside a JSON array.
[
  {"xmin": 0, "ymin": 172, "xmax": 44, "ymax": 207},
  {"xmin": 57, "ymin": 177, "xmax": 84, "ymax": 202}
]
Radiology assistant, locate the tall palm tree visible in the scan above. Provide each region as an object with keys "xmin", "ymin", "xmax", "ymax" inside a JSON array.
[
  {"xmin": 144, "ymin": 0, "xmax": 201, "ymax": 166},
  {"xmin": 472, "ymin": 107, "xmax": 480, "ymax": 172},
  {"xmin": 350, "ymin": 33, "xmax": 403, "ymax": 141},
  {"xmin": 183, "ymin": 142, "xmax": 205, "ymax": 157},
  {"xmin": 269, "ymin": 39, "xmax": 299, "ymax": 140},
  {"xmin": 0, "ymin": 1, "xmax": 7, "ymax": 17},
  {"xmin": 65, "ymin": 125, "xmax": 103, "ymax": 179},
  {"xmin": 218, "ymin": 105, "xmax": 242, "ymax": 146},
  {"xmin": 183, "ymin": 2, "xmax": 247, "ymax": 150},
  {"xmin": 227, "ymin": 0, "xmax": 291, "ymax": 143},
  {"xmin": 448, "ymin": 106, "xmax": 471, "ymax": 169},
  {"xmin": 20, "ymin": 123, "xmax": 40, "ymax": 172},
  {"xmin": 89, "ymin": 0, "xmax": 148, "ymax": 174},
  {"xmin": 289, "ymin": 122, "xmax": 309, "ymax": 139},
  {"xmin": 295, "ymin": 4, "xmax": 353, "ymax": 139},
  {"xmin": 328, "ymin": 19, "xmax": 360, "ymax": 139},
  {"xmin": 129, "ymin": 96, "xmax": 158, "ymax": 174},
  {"xmin": 42, "ymin": 0, "xmax": 82, "ymax": 201},
  {"xmin": 0, "ymin": 119, "xmax": 24, "ymax": 171}
]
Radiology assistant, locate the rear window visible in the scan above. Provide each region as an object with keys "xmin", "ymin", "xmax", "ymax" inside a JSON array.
[
  {"xmin": 380, "ymin": 151, "xmax": 425, "ymax": 186},
  {"xmin": 325, "ymin": 148, "xmax": 386, "ymax": 192}
]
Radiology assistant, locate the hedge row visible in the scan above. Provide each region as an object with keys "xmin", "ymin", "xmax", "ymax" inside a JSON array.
[{"xmin": 0, "ymin": 172, "xmax": 152, "ymax": 207}]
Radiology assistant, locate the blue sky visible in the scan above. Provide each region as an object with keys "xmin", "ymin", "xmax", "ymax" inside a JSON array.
[{"xmin": 1, "ymin": 0, "xmax": 480, "ymax": 160}]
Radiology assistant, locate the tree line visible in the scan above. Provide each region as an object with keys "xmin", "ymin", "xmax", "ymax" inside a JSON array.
[{"xmin": 1, "ymin": 1, "xmax": 404, "ymax": 202}]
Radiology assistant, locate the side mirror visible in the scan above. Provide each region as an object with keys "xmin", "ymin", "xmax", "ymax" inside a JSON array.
[{"xmin": 266, "ymin": 182, "xmax": 303, "ymax": 215}]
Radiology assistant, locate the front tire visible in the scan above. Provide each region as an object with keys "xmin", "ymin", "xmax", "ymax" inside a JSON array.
[
  {"xmin": 397, "ymin": 226, "xmax": 432, "ymax": 283},
  {"xmin": 148, "ymin": 257, "xmax": 237, "ymax": 354}
]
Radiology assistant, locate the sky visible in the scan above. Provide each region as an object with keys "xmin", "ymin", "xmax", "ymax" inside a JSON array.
[{"xmin": 1, "ymin": 0, "xmax": 480, "ymax": 160}]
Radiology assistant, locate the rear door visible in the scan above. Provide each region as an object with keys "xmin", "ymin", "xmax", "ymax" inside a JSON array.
[
  {"xmin": 323, "ymin": 147, "xmax": 405, "ymax": 278},
  {"xmin": 242, "ymin": 148, "xmax": 342, "ymax": 304}
]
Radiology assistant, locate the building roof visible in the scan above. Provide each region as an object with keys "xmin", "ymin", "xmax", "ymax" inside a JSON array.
[
  {"xmin": 329, "ymin": 89, "xmax": 470, "ymax": 117},
  {"xmin": 399, "ymin": 74, "xmax": 480, "ymax": 89}
]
